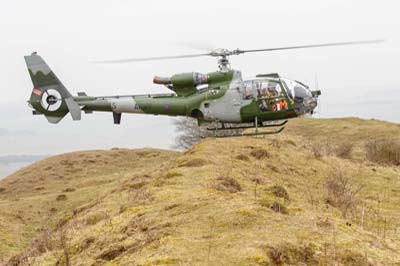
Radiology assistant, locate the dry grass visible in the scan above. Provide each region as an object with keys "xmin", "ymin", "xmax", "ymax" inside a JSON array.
[
  {"xmin": 269, "ymin": 201, "xmax": 289, "ymax": 214},
  {"xmin": 235, "ymin": 154, "xmax": 250, "ymax": 161},
  {"xmin": 267, "ymin": 242, "xmax": 317, "ymax": 266},
  {"xmin": 1, "ymin": 118, "xmax": 399, "ymax": 265},
  {"xmin": 178, "ymin": 158, "xmax": 208, "ymax": 167},
  {"xmin": 365, "ymin": 139, "xmax": 400, "ymax": 166},
  {"xmin": 336, "ymin": 142, "xmax": 354, "ymax": 159},
  {"xmin": 325, "ymin": 169, "xmax": 363, "ymax": 218},
  {"xmin": 250, "ymin": 148, "xmax": 270, "ymax": 159},
  {"xmin": 269, "ymin": 185, "xmax": 290, "ymax": 201},
  {"xmin": 214, "ymin": 176, "xmax": 242, "ymax": 193}
]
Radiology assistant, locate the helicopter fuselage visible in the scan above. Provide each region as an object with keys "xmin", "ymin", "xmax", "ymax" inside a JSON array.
[
  {"xmin": 74, "ymin": 69, "xmax": 320, "ymax": 125},
  {"xmin": 25, "ymin": 53, "xmax": 320, "ymax": 128}
]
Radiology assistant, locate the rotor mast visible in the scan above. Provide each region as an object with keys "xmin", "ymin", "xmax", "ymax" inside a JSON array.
[{"xmin": 208, "ymin": 48, "xmax": 241, "ymax": 71}]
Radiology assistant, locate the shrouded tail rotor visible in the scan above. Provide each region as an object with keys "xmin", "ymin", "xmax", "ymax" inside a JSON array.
[{"xmin": 24, "ymin": 52, "xmax": 81, "ymax": 123}]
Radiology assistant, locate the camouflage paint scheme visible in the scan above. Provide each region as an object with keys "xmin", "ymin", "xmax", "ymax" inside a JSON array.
[{"xmin": 24, "ymin": 53, "xmax": 320, "ymax": 125}]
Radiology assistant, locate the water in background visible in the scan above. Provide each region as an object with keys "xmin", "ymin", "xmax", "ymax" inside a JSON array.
[{"xmin": 0, "ymin": 162, "xmax": 31, "ymax": 180}]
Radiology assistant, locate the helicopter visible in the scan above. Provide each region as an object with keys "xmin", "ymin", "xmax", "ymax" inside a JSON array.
[{"xmin": 24, "ymin": 40, "xmax": 383, "ymax": 137}]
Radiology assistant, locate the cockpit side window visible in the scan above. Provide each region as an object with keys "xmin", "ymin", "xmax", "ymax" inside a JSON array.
[
  {"xmin": 257, "ymin": 80, "xmax": 282, "ymax": 98},
  {"xmin": 281, "ymin": 80, "xmax": 294, "ymax": 99},
  {"xmin": 282, "ymin": 78, "xmax": 311, "ymax": 100},
  {"xmin": 242, "ymin": 79, "xmax": 286, "ymax": 100},
  {"xmin": 294, "ymin": 84, "xmax": 311, "ymax": 99}
]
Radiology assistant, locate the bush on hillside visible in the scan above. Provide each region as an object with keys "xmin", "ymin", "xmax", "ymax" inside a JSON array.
[
  {"xmin": 269, "ymin": 185, "xmax": 290, "ymax": 201},
  {"xmin": 250, "ymin": 148, "xmax": 270, "ymax": 159},
  {"xmin": 365, "ymin": 139, "xmax": 400, "ymax": 166},
  {"xmin": 325, "ymin": 169, "xmax": 362, "ymax": 218},
  {"xmin": 267, "ymin": 242, "xmax": 317, "ymax": 266},
  {"xmin": 214, "ymin": 176, "xmax": 242, "ymax": 193},
  {"xmin": 335, "ymin": 142, "xmax": 353, "ymax": 159}
]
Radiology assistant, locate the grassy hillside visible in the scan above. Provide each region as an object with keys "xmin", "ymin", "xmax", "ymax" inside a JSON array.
[{"xmin": 0, "ymin": 118, "xmax": 399, "ymax": 266}]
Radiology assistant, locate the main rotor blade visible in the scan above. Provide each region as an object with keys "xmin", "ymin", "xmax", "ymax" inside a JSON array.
[
  {"xmin": 94, "ymin": 53, "xmax": 210, "ymax": 64},
  {"xmin": 238, "ymin": 39, "xmax": 385, "ymax": 54}
]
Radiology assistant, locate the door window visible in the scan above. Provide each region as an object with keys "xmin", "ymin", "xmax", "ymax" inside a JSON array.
[{"xmin": 242, "ymin": 81, "xmax": 254, "ymax": 100}]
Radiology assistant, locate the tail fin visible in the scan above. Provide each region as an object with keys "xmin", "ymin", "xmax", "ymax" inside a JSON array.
[{"xmin": 24, "ymin": 52, "xmax": 81, "ymax": 123}]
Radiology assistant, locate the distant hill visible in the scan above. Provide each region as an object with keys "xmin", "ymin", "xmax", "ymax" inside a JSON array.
[
  {"xmin": 0, "ymin": 118, "xmax": 399, "ymax": 266},
  {"xmin": 0, "ymin": 155, "xmax": 48, "ymax": 164},
  {"xmin": 0, "ymin": 155, "xmax": 49, "ymax": 180}
]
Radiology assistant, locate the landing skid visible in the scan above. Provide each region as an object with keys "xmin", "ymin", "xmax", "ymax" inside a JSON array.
[
  {"xmin": 214, "ymin": 127, "xmax": 285, "ymax": 138},
  {"xmin": 206, "ymin": 120, "xmax": 288, "ymax": 131},
  {"xmin": 205, "ymin": 119, "xmax": 287, "ymax": 138}
]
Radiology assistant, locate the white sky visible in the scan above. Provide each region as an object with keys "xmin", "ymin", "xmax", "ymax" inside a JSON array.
[{"xmin": 0, "ymin": 0, "xmax": 399, "ymax": 156}]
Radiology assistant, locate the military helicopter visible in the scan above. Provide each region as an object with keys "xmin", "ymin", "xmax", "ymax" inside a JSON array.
[{"xmin": 24, "ymin": 40, "xmax": 383, "ymax": 137}]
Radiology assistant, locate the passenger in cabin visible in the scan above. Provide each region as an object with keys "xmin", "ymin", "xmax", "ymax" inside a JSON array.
[
  {"xmin": 280, "ymin": 99, "xmax": 287, "ymax": 110},
  {"xmin": 267, "ymin": 85, "xmax": 279, "ymax": 97},
  {"xmin": 271, "ymin": 100, "xmax": 277, "ymax": 111},
  {"xmin": 275, "ymin": 98, "xmax": 281, "ymax": 111},
  {"xmin": 243, "ymin": 82, "xmax": 253, "ymax": 99},
  {"xmin": 259, "ymin": 99, "xmax": 269, "ymax": 112}
]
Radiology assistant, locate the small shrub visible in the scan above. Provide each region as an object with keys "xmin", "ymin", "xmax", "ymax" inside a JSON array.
[
  {"xmin": 56, "ymin": 194, "xmax": 67, "ymax": 201},
  {"xmin": 80, "ymin": 236, "xmax": 96, "ymax": 251},
  {"xmin": 336, "ymin": 142, "xmax": 353, "ymax": 159},
  {"xmin": 235, "ymin": 154, "xmax": 250, "ymax": 161},
  {"xmin": 269, "ymin": 185, "xmax": 290, "ymax": 201},
  {"xmin": 164, "ymin": 203, "xmax": 180, "ymax": 211},
  {"xmin": 365, "ymin": 139, "xmax": 400, "ymax": 166},
  {"xmin": 62, "ymin": 188, "xmax": 76, "ymax": 193},
  {"xmin": 259, "ymin": 199, "xmax": 288, "ymax": 214},
  {"xmin": 325, "ymin": 169, "xmax": 362, "ymax": 218},
  {"xmin": 269, "ymin": 201, "xmax": 289, "ymax": 214},
  {"xmin": 85, "ymin": 212, "xmax": 109, "ymax": 225},
  {"xmin": 97, "ymin": 245, "xmax": 126, "ymax": 261},
  {"xmin": 214, "ymin": 177, "xmax": 242, "ymax": 193},
  {"xmin": 267, "ymin": 242, "xmax": 317, "ymax": 266},
  {"xmin": 250, "ymin": 176, "xmax": 267, "ymax": 185},
  {"xmin": 0, "ymin": 187, "xmax": 5, "ymax": 193},
  {"xmin": 31, "ymin": 229, "xmax": 55, "ymax": 254},
  {"xmin": 250, "ymin": 148, "xmax": 270, "ymax": 159},
  {"xmin": 339, "ymin": 249, "xmax": 373, "ymax": 266},
  {"xmin": 310, "ymin": 141, "xmax": 335, "ymax": 158},
  {"xmin": 129, "ymin": 181, "xmax": 148, "ymax": 190}
]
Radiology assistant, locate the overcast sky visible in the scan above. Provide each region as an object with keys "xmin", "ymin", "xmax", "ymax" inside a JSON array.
[{"xmin": 0, "ymin": 0, "xmax": 399, "ymax": 156}]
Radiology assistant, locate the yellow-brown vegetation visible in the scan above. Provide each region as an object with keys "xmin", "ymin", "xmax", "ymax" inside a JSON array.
[{"xmin": 0, "ymin": 118, "xmax": 399, "ymax": 265}]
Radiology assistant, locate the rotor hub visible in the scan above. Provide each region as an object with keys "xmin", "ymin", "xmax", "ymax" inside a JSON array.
[{"xmin": 46, "ymin": 95, "xmax": 58, "ymax": 105}]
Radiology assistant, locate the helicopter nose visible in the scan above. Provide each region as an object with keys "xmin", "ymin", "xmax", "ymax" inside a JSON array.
[
  {"xmin": 308, "ymin": 97, "xmax": 318, "ymax": 109},
  {"xmin": 300, "ymin": 97, "xmax": 318, "ymax": 115},
  {"xmin": 307, "ymin": 97, "xmax": 318, "ymax": 109}
]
